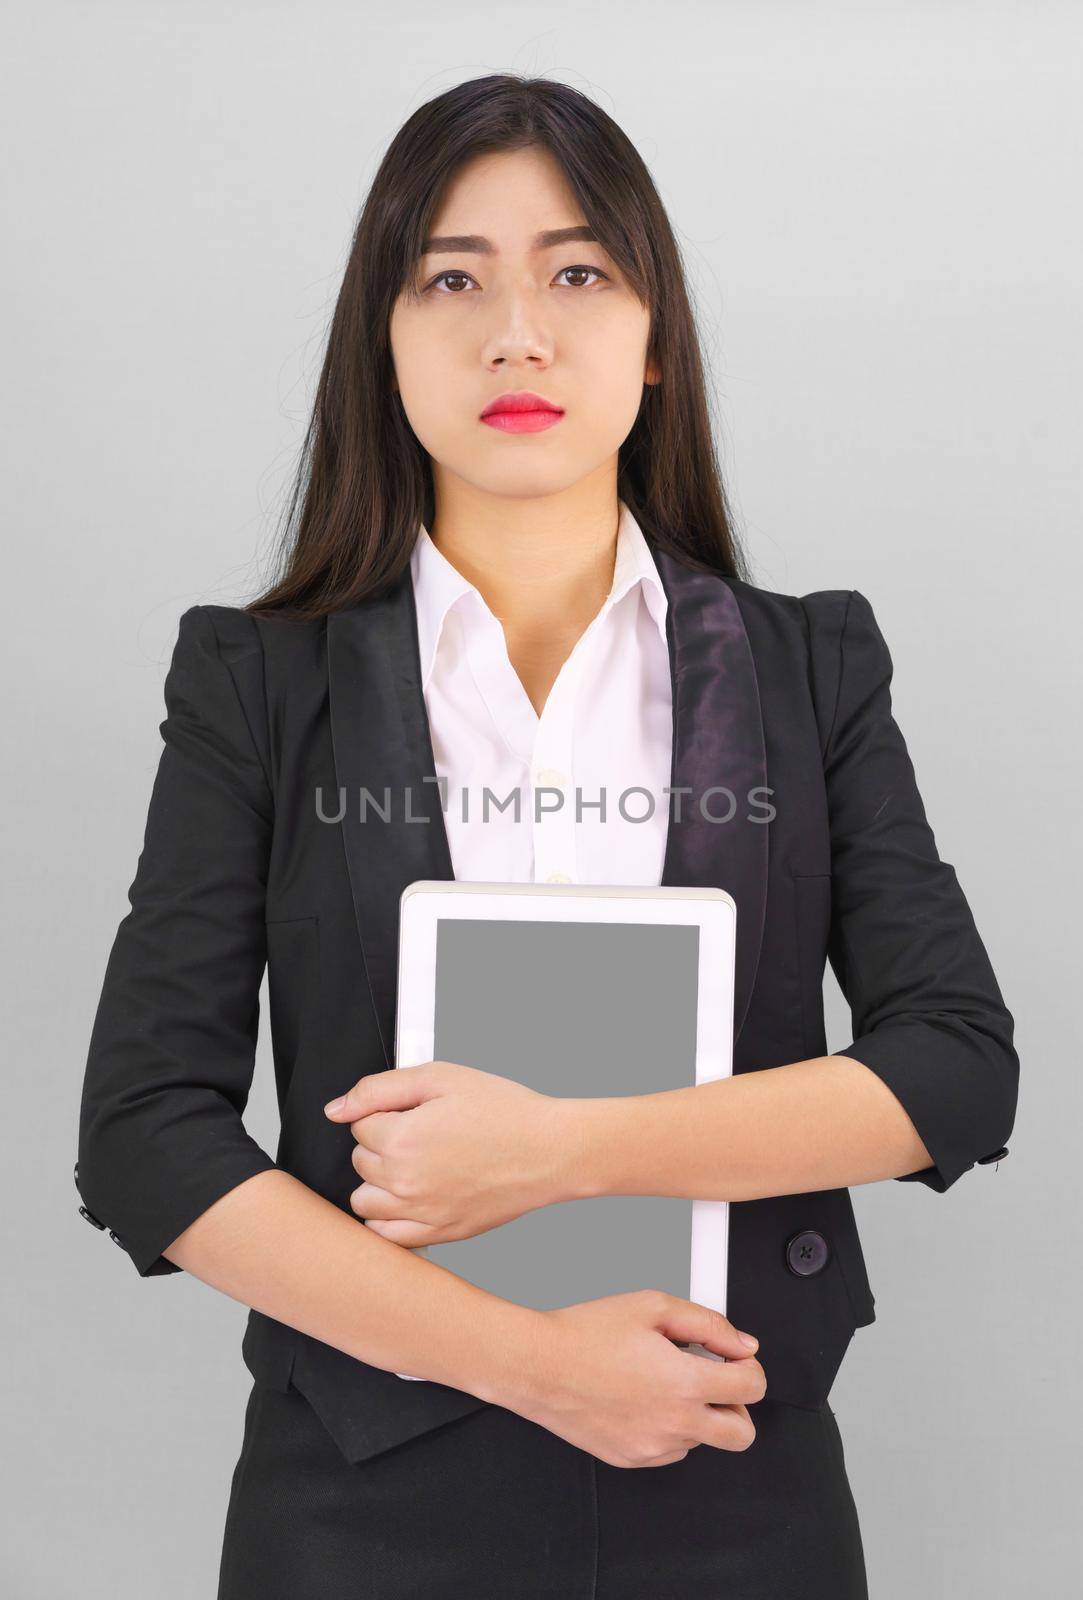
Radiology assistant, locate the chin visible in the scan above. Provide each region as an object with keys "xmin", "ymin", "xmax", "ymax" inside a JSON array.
[{"xmin": 469, "ymin": 462, "xmax": 578, "ymax": 500}]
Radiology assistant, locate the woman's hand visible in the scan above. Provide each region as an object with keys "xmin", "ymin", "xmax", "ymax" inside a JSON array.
[
  {"xmin": 507, "ymin": 1290, "xmax": 765, "ymax": 1468},
  {"xmin": 323, "ymin": 1061, "xmax": 573, "ymax": 1246}
]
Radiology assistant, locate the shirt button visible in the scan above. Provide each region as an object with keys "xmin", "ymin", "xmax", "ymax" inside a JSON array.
[
  {"xmin": 535, "ymin": 767, "xmax": 567, "ymax": 787},
  {"xmin": 545, "ymin": 870, "xmax": 572, "ymax": 883}
]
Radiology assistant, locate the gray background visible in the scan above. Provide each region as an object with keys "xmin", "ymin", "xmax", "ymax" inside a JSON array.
[{"xmin": 3, "ymin": 1, "xmax": 1078, "ymax": 1594}]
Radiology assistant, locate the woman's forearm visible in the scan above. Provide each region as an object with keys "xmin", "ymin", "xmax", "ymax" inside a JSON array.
[
  {"xmin": 162, "ymin": 1168, "xmax": 546, "ymax": 1408},
  {"xmin": 561, "ymin": 1054, "xmax": 934, "ymax": 1203}
]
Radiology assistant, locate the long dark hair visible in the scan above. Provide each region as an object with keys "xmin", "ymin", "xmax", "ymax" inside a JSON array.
[{"xmin": 247, "ymin": 74, "xmax": 748, "ymax": 620}]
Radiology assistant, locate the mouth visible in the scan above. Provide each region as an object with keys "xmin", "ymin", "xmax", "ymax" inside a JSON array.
[{"xmin": 480, "ymin": 391, "xmax": 566, "ymax": 434}]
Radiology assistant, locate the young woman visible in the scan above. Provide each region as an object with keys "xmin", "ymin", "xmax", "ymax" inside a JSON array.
[{"xmin": 76, "ymin": 74, "xmax": 1019, "ymax": 1600}]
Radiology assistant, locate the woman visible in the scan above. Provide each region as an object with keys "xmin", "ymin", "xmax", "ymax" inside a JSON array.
[{"xmin": 75, "ymin": 75, "xmax": 1018, "ymax": 1599}]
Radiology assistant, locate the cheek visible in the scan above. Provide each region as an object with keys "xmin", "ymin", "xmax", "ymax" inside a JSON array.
[
  {"xmin": 573, "ymin": 313, "xmax": 651, "ymax": 428},
  {"xmin": 399, "ymin": 393, "xmax": 459, "ymax": 462},
  {"xmin": 391, "ymin": 313, "xmax": 450, "ymax": 410},
  {"xmin": 574, "ymin": 359, "xmax": 648, "ymax": 453},
  {"xmin": 394, "ymin": 345, "xmax": 466, "ymax": 457}
]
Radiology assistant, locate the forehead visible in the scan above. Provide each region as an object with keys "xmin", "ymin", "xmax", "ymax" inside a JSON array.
[{"xmin": 422, "ymin": 148, "xmax": 595, "ymax": 255}]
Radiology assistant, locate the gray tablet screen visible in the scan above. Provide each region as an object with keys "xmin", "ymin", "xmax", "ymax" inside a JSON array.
[{"xmin": 425, "ymin": 917, "xmax": 701, "ymax": 1309}]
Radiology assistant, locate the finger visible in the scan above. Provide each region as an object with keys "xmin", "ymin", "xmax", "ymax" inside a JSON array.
[
  {"xmin": 324, "ymin": 1065, "xmax": 430, "ymax": 1121},
  {"xmin": 650, "ymin": 1294, "xmax": 759, "ymax": 1360},
  {"xmin": 348, "ymin": 1109, "xmax": 401, "ymax": 1154},
  {"xmin": 363, "ymin": 1218, "xmax": 436, "ymax": 1248},
  {"xmin": 690, "ymin": 1351, "xmax": 767, "ymax": 1408},
  {"xmin": 350, "ymin": 1142, "xmax": 385, "ymax": 1180},
  {"xmin": 349, "ymin": 1182, "xmax": 410, "ymax": 1221},
  {"xmin": 696, "ymin": 1401, "xmax": 758, "ymax": 1453}
]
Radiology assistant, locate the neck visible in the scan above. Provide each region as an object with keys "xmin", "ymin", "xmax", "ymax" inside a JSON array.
[{"xmin": 427, "ymin": 468, "xmax": 621, "ymax": 644}]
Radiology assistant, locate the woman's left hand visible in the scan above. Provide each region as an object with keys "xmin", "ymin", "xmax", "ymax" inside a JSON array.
[{"xmin": 323, "ymin": 1061, "xmax": 573, "ymax": 1247}]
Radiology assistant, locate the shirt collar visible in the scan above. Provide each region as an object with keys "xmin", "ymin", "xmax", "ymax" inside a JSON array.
[{"xmin": 409, "ymin": 498, "xmax": 669, "ymax": 694}]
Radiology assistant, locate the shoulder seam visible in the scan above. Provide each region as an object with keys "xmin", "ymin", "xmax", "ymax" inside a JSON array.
[
  {"xmin": 193, "ymin": 606, "xmax": 273, "ymax": 799},
  {"xmin": 822, "ymin": 589, "xmax": 857, "ymax": 758}
]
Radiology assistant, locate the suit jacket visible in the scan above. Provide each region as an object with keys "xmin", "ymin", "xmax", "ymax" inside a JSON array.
[{"xmin": 75, "ymin": 540, "xmax": 1019, "ymax": 1464}]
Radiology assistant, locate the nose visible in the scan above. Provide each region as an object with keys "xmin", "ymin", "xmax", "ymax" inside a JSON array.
[{"xmin": 481, "ymin": 285, "xmax": 554, "ymax": 369}]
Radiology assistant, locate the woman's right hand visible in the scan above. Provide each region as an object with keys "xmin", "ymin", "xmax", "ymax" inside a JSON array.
[{"xmin": 510, "ymin": 1289, "xmax": 766, "ymax": 1468}]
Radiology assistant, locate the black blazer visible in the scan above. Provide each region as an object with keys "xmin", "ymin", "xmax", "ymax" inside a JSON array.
[{"xmin": 75, "ymin": 541, "xmax": 1019, "ymax": 1464}]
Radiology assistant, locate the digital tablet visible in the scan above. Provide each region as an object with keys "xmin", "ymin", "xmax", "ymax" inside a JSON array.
[{"xmin": 391, "ymin": 880, "xmax": 736, "ymax": 1382}]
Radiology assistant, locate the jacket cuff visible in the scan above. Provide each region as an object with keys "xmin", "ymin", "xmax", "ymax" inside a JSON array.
[
  {"xmin": 76, "ymin": 1131, "xmax": 278, "ymax": 1277},
  {"xmin": 833, "ymin": 1020, "xmax": 1016, "ymax": 1193}
]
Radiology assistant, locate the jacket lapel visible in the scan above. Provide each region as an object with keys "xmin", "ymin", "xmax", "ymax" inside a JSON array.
[
  {"xmin": 327, "ymin": 571, "xmax": 454, "ymax": 1071},
  {"xmin": 326, "ymin": 543, "xmax": 768, "ymax": 1065},
  {"xmin": 651, "ymin": 545, "xmax": 769, "ymax": 1040}
]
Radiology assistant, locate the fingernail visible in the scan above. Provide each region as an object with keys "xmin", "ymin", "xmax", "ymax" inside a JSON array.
[
  {"xmin": 738, "ymin": 1331, "xmax": 759, "ymax": 1350},
  {"xmin": 324, "ymin": 1096, "xmax": 346, "ymax": 1115}
]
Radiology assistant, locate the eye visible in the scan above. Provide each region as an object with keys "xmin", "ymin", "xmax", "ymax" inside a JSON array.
[
  {"xmin": 554, "ymin": 264, "xmax": 609, "ymax": 288},
  {"xmin": 426, "ymin": 270, "xmax": 476, "ymax": 294},
  {"xmin": 422, "ymin": 263, "xmax": 610, "ymax": 295}
]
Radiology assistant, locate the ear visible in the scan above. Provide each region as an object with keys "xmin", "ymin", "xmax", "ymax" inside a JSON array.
[{"xmin": 644, "ymin": 357, "xmax": 661, "ymax": 386}]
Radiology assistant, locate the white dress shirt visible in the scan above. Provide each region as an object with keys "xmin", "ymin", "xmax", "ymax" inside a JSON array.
[{"xmin": 409, "ymin": 499, "xmax": 673, "ymax": 887}]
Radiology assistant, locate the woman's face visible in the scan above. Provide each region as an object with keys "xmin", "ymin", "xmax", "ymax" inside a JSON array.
[{"xmin": 389, "ymin": 146, "xmax": 658, "ymax": 502}]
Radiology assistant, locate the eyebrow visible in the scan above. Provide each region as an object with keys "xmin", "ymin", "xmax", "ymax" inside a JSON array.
[{"xmin": 419, "ymin": 225, "xmax": 599, "ymax": 257}]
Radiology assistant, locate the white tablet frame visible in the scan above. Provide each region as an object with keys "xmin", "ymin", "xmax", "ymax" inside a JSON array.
[{"xmin": 392, "ymin": 880, "xmax": 736, "ymax": 1382}]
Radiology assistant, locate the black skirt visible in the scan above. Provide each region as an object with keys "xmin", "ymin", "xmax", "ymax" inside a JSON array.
[{"xmin": 217, "ymin": 1379, "xmax": 867, "ymax": 1599}]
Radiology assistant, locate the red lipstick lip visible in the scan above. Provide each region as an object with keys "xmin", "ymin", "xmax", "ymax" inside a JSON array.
[{"xmin": 480, "ymin": 390, "xmax": 565, "ymax": 418}]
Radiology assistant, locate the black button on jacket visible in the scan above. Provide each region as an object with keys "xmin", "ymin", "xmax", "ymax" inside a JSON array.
[{"xmin": 75, "ymin": 539, "xmax": 1019, "ymax": 1465}]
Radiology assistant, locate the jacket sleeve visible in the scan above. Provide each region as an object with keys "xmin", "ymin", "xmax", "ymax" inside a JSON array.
[
  {"xmin": 75, "ymin": 604, "xmax": 279, "ymax": 1276},
  {"xmin": 803, "ymin": 588, "xmax": 1019, "ymax": 1193}
]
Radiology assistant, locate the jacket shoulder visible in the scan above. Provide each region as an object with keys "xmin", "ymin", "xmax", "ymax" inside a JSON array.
[
  {"xmin": 726, "ymin": 573, "xmax": 852, "ymax": 631},
  {"xmin": 182, "ymin": 603, "xmax": 264, "ymax": 666},
  {"xmin": 189, "ymin": 602, "xmax": 328, "ymax": 671},
  {"xmin": 724, "ymin": 578, "xmax": 859, "ymax": 759}
]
